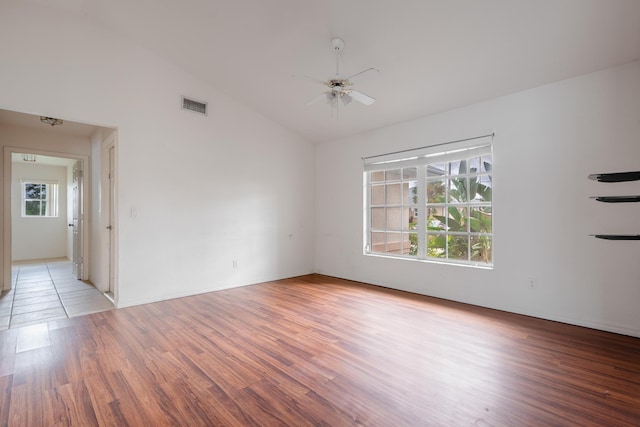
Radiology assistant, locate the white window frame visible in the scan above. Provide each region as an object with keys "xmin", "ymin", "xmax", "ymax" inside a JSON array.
[
  {"xmin": 363, "ymin": 135, "xmax": 493, "ymax": 268},
  {"xmin": 22, "ymin": 180, "xmax": 59, "ymax": 217}
]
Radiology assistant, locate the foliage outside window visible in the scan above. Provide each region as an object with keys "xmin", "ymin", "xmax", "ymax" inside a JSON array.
[
  {"xmin": 364, "ymin": 136, "xmax": 493, "ymax": 267},
  {"xmin": 22, "ymin": 181, "xmax": 59, "ymax": 217}
]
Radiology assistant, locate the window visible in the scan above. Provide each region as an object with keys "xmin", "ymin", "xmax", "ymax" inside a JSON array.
[
  {"xmin": 22, "ymin": 181, "xmax": 59, "ymax": 217},
  {"xmin": 369, "ymin": 167, "xmax": 419, "ymax": 256},
  {"xmin": 364, "ymin": 135, "xmax": 493, "ymax": 267}
]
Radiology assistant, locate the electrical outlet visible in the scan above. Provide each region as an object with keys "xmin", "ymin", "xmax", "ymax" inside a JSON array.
[
  {"xmin": 233, "ymin": 260, "xmax": 238, "ymax": 269},
  {"xmin": 528, "ymin": 278, "xmax": 536, "ymax": 289}
]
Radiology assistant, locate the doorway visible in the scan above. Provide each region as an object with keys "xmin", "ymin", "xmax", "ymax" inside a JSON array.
[
  {"xmin": 1, "ymin": 151, "xmax": 113, "ymax": 328},
  {"xmin": 0, "ymin": 109, "xmax": 118, "ymax": 328},
  {"xmin": 8, "ymin": 152, "xmax": 86, "ymax": 277}
]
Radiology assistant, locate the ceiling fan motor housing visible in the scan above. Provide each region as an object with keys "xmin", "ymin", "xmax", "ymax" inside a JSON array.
[
  {"xmin": 331, "ymin": 37, "xmax": 345, "ymax": 51},
  {"xmin": 328, "ymin": 79, "xmax": 352, "ymax": 90}
]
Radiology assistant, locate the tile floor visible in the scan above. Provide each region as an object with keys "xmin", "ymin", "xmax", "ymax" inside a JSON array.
[{"xmin": 0, "ymin": 258, "xmax": 114, "ymax": 330}]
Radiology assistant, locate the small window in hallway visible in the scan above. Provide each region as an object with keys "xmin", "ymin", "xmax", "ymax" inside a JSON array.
[{"xmin": 22, "ymin": 181, "xmax": 59, "ymax": 217}]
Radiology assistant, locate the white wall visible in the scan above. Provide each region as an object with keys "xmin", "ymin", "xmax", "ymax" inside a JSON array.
[
  {"xmin": 315, "ymin": 60, "xmax": 640, "ymax": 337},
  {"xmin": 11, "ymin": 162, "xmax": 68, "ymax": 261},
  {"xmin": 0, "ymin": 1, "xmax": 315, "ymax": 306},
  {"xmin": 0, "ymin": 126, "xmax": 92, "ymax": 157}
]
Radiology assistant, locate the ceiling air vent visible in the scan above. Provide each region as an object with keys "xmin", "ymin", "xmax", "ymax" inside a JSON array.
[{"xmin": 181, "ymin": 96, "xmax": 208, "ymax": 116}]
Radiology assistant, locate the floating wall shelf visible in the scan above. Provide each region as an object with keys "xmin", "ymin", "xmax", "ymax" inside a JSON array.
[
  {"xmin": 588, "ymin": 171, "xmax": 640, "ymax": 183},
  {"xmin": 589, "ymin": 170, "xmax": 639, "ymax": 240},
  {"xmin": 590, "ymin": 195, "xmax": 640, "ymax": 203},
  {"xmin": 590, "ymin": 235, "xmax": 640, "ymax": 241}
]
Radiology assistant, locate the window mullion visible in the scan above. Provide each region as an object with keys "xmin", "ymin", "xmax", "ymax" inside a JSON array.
[
  {"xmin": 364, "ymin": 172, "xmax": 371, "ymax": 253},
  {"xmin": 466, "ymin": 177, "xmax": 470, "ymax": 262},
  {"xmin": 416, "ymin": 165, "xmax": 426, "ymax": 259},
  {"xmin": 444, "ymin": 173, "xmax": 449, "ymax": 259}
]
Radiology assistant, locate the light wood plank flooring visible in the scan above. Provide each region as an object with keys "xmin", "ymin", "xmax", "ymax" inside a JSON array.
[{"xmin": 0, "ymin": 274, "xmax": 639, "ymax": 426}]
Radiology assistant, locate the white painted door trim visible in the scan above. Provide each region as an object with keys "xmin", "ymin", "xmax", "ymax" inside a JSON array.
[{"xmin": 102, "ymin": 133, "xmax": 118, "ymax": 304}]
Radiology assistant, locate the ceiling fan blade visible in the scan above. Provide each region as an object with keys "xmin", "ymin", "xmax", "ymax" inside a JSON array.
[
  {"xmin": 349, "ymin": 90, "xmax": 376, "ymax": 106},
  {"xmin": 345, "ymin": 67, "xmax": 380, "ymax": 82},
  {"xmin": 306, "ymin": 92, "xmax": 330, "ymax": 105}
]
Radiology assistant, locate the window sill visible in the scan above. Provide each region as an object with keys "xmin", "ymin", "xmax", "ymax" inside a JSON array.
[{"xmin": 364, "ymin": 252, "xmax": 494, "ymax": 270}]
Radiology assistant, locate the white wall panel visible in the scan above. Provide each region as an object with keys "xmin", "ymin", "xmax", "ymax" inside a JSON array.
[{"xmin": 11, "ymin": 163, "xmax": 68, "ymax": 261}]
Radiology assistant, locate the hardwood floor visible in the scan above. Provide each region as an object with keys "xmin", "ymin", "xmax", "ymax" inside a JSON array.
[{"xmin": 0, "ymin": 274, "xmax": 639, "ymax": 426}]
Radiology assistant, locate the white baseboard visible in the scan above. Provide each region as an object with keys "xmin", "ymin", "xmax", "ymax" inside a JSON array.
[{"xmin": 116, "ymin": 269, "xmax": 313, "ymax": 309}]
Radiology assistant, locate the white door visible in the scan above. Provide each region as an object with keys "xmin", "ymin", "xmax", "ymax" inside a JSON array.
[
  {"xmin": 71, "ymin": 160, "xmax": 83, "ymax": 279},
  {"xmin": 107, "ymin": 146, "xmax": 115, "ymax": 294}
]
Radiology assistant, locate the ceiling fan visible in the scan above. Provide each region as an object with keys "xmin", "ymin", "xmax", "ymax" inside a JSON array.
[{"xmin": 302, "ymin": 38, "xmax": 379, "ymax": 113}]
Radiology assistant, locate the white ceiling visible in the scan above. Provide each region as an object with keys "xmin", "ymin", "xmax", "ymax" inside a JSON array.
[
  {"xmin": 11, "ymin": 152, "xmax": 77, "ymax": 167},
  {"xmin": 15, "ymin": 0, "xmax": 640, "ymax": 143}
]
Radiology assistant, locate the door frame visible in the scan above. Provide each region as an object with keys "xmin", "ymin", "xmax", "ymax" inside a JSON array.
[
  {"xmin": 102, "ymin": 134, "xmax": 118, "ymax": 302},
  {"xmin": 2, "ymin": 146, "xmax": 90, "ymax": 290}
]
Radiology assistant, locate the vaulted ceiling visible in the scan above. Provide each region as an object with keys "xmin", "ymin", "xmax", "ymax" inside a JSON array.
[{"xmin": 15, "ymin": 0, "xmax": 640, "ymax": 143}]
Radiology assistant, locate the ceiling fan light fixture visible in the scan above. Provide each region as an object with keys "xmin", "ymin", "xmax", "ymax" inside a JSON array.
[
  {"xmin": 342, "ymin": 93, "xmax": 352, "ymax": 106},
  {"xmin": 40, "ymin": 116, "xmax": 63, "ymax": 127}
]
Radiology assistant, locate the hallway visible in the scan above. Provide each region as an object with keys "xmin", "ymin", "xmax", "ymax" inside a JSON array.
[{"xmin": 0, "ymin": 259, "xmax": 113, "ymax": 330}]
